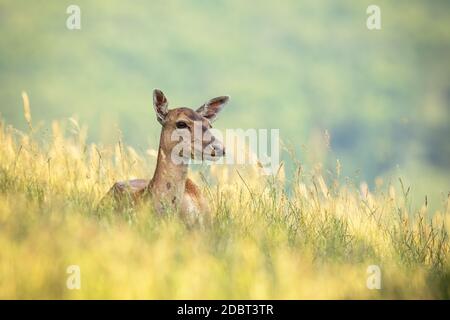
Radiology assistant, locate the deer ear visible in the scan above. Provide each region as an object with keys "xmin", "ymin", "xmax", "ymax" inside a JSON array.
[
  {"xmin": 196, "ymin": 96, "xmax": 230, "ymax": 122},
  {"xmin": 153, "ymin": 89, "xmax": 169, "ymax": 125}
]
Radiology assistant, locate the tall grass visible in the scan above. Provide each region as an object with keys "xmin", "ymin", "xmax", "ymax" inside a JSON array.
[{"xmin": 0, "ymin": 99, "xmax": 449, "ymax": 299}]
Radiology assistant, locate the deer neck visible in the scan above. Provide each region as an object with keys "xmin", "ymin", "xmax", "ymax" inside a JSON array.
[{"xmin": 149, "ymin": 130, "xmax": 188, "ymax": 209}]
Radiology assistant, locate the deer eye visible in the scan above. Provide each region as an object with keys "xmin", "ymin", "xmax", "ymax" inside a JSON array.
[{"xmin": 176, "ymin": 121, "xmax": 188, "ymax": 129}]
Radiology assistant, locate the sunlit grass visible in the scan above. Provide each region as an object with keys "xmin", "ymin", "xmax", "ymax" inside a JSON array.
[{"xmin": 0, "ymin": 102, "xmax": 449, "ymax": 299}]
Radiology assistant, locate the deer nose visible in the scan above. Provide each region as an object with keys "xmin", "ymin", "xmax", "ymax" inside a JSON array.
[{"xmin": 212, "ymin": 144, "xmax": 225, "ymax": 157}]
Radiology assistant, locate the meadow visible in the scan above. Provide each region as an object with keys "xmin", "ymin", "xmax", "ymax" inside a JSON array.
[
  {"xmin": 0, "ymin": 0, "xmax": 449, "ymax": 300},
  {"xmin": 0, "ymin": 101, "xmax": 449, "ymax": 299}
]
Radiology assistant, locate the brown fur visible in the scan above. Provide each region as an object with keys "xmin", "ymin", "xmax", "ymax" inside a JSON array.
[
  {"xmin": 108, "ymin": 178, "xmax": 205, "ymax": 206},
  {"xmin": 103, "ymin": 90, "xmax": 228, "ymax": 226}
]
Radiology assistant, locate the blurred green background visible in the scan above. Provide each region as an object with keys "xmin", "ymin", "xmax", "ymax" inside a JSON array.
[{"xmin": 0, "ymin": 0, "xmax": 449, "ymax": 206}]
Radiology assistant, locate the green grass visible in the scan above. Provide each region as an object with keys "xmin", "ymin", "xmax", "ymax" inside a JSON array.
[{"xmin": 0, "ymin": 111, "xmax": 449, "ymax": 299}]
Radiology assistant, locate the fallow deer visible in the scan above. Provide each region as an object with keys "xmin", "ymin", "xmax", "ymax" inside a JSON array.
[{"xmin": 105, "ymin": 89, "xmax": 229, "ymax": 225}]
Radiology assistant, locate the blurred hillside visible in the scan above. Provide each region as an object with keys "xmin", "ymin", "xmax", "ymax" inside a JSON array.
[{"xmin": 0, "ymin": 0, "xmax": 449, "ymax": 206}]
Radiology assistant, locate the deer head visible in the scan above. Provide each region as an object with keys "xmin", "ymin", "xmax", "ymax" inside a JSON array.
[{"xmin": 153, "ymin": 89, "xmax": 229, "ymax": 164}]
